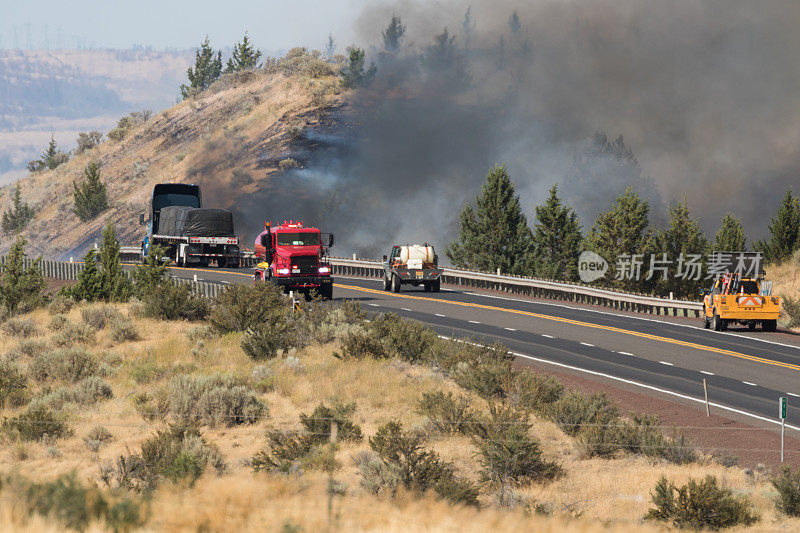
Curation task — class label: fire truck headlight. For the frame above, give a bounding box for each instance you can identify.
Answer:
[277,268,290,275]
[318,266,331,274]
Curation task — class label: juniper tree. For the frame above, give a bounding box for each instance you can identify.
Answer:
[180,36,222,99]
[586,187,652,287]
[446,165,534,275]
[382,14,406,52]
[98,222,132,302]
[508,10,521,34]
[69,248,103,302]
[130,245,168,299]
[73,161,108,221]
[325,33,336,58]
[753,187,800,262]
[225,32,262,73]
[713,212,747,252]
[2,184,35,235]
[340,47,376,88]
[422,28,470,86]
[647,198,708,298]
[27,136,69,173]
[530,184,582,281]
[462,7,475,50]
[0,236,45,314]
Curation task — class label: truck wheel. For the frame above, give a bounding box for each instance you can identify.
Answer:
[383,275,391,291]
[432,279,441,292]
[423,282,432,292]
[391,274,401,293]
[748,322,756,330]
[703,313,711,329]
[712,312,723,331]
[763,319,777,332]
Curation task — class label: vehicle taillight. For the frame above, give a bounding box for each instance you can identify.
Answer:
[772,297,780,305]
[720,296,726,303]
[318,266,330,274]
[277,268,290,275]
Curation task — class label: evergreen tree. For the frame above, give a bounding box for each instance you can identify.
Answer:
[70,248,103,302]
[1,183,35,235]
[587,187,651,287]
[325,33,336,58]
[73,161,108,221]
[648,198,708,298]
[27,135,69,172]
[753,188,800,262]
[224,32,262,73]
[508,10,521,34]
[382,14,406,52]
[462,6,475,50]
[530,184,582,280]
[0,236,44,314]
[422,28,470,86]
[98,222,132,302]
[713,213,747,252]
[446,165,534,275]
[131,245,169,299]
[180,36,222,99]
[340,47,376,88]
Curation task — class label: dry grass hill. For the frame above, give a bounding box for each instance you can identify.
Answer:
[0,52,346,259]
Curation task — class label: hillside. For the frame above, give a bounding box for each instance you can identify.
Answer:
[0,292,795,531]
[0,60,347,259]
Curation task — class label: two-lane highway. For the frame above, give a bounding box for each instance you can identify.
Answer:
[165,266,800,431]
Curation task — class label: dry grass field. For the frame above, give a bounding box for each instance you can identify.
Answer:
[0,295,797,532]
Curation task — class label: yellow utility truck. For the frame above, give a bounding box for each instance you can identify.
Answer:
[702,253,779,332]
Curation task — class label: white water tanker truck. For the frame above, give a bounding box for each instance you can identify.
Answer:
[382,244,443,292]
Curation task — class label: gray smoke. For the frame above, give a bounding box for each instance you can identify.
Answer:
[234,0,800,260]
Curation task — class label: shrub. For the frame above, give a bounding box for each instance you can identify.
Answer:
[548,391,618,437]
[369,313,437,363]
[240,315,299,360]
[84,425,114,452]
[81,304,123,329]
[116,424,225,490]
[107,110,151,142]
[47,296,75,314]
[75,130,103,153]
[130,360,169,384]
[354,450,402,495]
[367,421,479,506]
[130,245,169,299]
[7,339,46,361]
[34,376,113,410]
[0,359,28,407]
[613,414,698,464]
[209,282,287,333]
[511,370,564,414]
[644,475,758,529]
[772,466,800,517]
[416,391,475,435]
[300,401,363,443]
[186,324,217,342]
[783,295,800,328]
[12,472,143,532]
[132,390,169,422]
[110,316,140,342]
[0,237,45,314]
[51,321,96,347]
[3,317,38,337]
[334,330,386,360]
[3,405,71,441]
[143,282,208,321]
[30,348,98,382]
[167,374,266,427]
[278,158,300,171]
[473,405,561,485]
[48,314,70,331]
[252,429,316,473]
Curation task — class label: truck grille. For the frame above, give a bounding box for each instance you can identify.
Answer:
[292,256,318,275]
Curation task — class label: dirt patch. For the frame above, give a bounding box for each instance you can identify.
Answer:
[518,358,800,471]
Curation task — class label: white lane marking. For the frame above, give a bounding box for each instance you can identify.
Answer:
[368,304,379,307]
[542,334,554,339]
[435,313,445,317]
[580,342,594,347]
[505,327,517,331]
[468,320,480,324]
[742,381,757,386]
[457,289,800,352]
[700,370,714,376]
[401,308,412,312]
[436,334,800,432]
[617,351,633,356]
[788,392,800,398]
[659,361,674,366]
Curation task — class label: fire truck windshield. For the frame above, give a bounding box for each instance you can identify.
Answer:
[276,232,319,246]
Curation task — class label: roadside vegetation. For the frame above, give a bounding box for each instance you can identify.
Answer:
[0,237,796,531]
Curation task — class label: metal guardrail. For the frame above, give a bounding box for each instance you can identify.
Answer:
[1,256,225,300]
[329,257,703,318]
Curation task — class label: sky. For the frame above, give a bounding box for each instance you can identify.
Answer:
[0,0,368,52]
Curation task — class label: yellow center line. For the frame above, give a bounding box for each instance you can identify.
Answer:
[336,283,800,373]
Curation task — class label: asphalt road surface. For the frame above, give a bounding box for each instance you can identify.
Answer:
[166,266,800,433]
